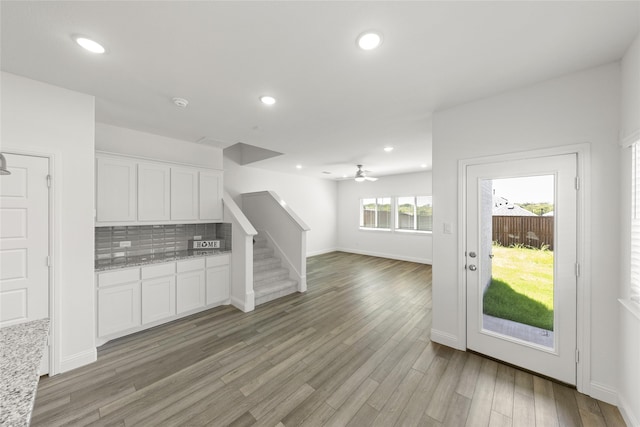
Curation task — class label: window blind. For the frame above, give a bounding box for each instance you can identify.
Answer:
[631,142,640,303]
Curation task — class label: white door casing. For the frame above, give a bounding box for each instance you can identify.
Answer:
[0,153,51,373]
[466,153,578,385]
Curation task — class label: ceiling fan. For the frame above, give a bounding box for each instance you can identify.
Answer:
[354,165,378,182]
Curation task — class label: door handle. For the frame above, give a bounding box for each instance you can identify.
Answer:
[468,264,477,271]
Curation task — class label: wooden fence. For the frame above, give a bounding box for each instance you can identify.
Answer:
[362,210,433,231]
[492,216,554,250]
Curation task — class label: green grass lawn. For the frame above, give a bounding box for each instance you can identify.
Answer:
[483,245,554,331]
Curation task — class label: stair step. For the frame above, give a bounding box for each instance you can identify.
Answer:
[254,257,281,273]
[254,268,290,286]
[253,247,274,260]
[254,279,298,306]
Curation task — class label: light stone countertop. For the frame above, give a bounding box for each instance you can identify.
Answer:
[95,249,231,272]
[0,318,50,427]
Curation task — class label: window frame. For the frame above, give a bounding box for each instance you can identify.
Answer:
[395,195,433,233]
[630,142,640,305]
[359,197,392,231]
[359,195,433,234]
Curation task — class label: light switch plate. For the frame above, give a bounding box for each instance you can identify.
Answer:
[443,222,452,234]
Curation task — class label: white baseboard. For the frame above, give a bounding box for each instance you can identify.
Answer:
[618,392,640,427]
[231,293,255,313]
[589,381,618,406]
[58,348,97,374]
[298,276,307,292]
[337,247,432,265]
[307,247,338,257]
[430,328,465,350]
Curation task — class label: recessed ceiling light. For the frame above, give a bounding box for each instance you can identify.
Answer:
[384,146,394,152]
[357,31,383,50]
[260,95,276,105]
[296,164,302,169]
[74,36,106,54]
[420,164,428,168]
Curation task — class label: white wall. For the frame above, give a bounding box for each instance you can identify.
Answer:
[336,171,433,264]
[95,123,223,169]
[432,63,621,402]
[1,72,96,373]
[224,158,338,256]
[618,32,640,427]
[620,34,640,146]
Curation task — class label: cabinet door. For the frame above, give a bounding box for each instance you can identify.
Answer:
[98,282,141,337]
[96,157,137,222]
[141,276,176,324]
[176,270,205,314]
[199,170,223,221]
[138,163,170,221]
[171,167,199,220]
[206,266,230,305]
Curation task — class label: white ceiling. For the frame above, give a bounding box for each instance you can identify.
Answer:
[2,1,638,180]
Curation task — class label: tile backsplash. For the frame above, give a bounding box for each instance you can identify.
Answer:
[95,223,232,260]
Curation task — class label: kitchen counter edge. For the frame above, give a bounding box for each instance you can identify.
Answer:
[95,249,231,272]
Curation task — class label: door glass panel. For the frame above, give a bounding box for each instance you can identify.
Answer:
[480,175,555,349]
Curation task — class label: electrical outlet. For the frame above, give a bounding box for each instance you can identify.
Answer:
[119,241,131,248]
[194,235,202,240]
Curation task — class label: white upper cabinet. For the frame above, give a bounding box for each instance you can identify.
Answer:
[170,167,199,221]
[95,153,223,225]
[199,170,223,221]
[96,156,137,222]
[138,162,170,221]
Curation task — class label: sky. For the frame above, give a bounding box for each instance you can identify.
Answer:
[491,175,554,204]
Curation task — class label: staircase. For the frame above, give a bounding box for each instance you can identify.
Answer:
[253,233,298,305]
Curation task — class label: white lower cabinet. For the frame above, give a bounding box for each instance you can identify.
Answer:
[176,270,206,314]
[141,276,176,324]
[98,282,141,337]
[97,254,230,342]
[206,266,230,305]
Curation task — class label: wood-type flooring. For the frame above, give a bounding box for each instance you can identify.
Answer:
[32,252,625,426]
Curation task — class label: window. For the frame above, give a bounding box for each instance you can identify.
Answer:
[360,197,391,229]
[396,196,433,232]
[631,142,640,303]
[360,196,432,233]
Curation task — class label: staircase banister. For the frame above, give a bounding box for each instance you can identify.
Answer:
[223,191,257,236]
[241,191,310,232]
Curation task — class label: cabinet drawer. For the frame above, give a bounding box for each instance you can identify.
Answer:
[97,267,140,288]
[141,262,175,279]
[206,254,230,268]
[177,258,205,273]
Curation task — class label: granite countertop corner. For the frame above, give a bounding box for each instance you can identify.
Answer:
[0,318,50,427]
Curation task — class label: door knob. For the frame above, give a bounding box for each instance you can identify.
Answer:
[468,265,477,271]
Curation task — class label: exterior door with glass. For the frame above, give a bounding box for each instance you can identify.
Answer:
[466,154,577,385]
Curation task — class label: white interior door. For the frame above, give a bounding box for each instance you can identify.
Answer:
[0,153,50,374]
[466,154,577,385]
